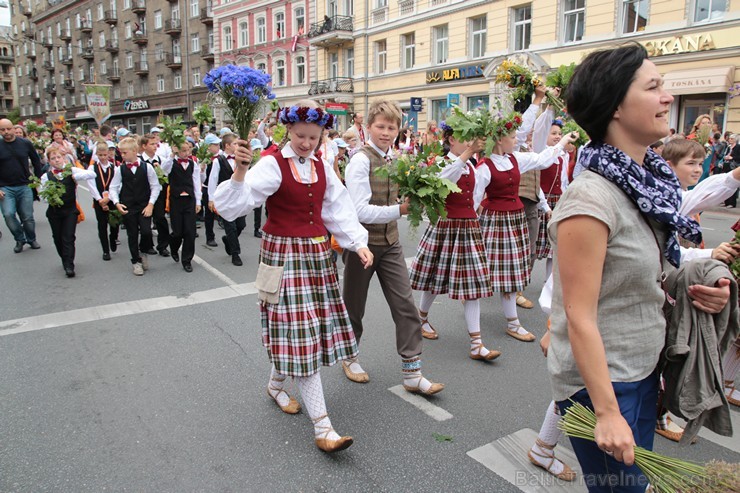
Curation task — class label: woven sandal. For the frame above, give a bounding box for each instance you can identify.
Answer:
[527,438,577,481]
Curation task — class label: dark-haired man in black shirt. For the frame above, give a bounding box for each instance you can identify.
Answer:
[0,118,43,253]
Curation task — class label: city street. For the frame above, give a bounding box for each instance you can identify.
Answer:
[1,189,738,493]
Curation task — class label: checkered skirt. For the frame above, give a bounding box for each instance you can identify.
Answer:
[259,233,358,377]
[535,194,561,259]
[409,218,493,300]
[479,208,531,293]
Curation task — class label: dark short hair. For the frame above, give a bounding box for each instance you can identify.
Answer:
[566,44,648,142]
[649,140,663,149]
[99,124,112,136]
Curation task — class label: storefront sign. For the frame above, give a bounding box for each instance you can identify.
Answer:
[643,33,716,57]
[426,64,486,84]
[410,97,423,112]
[447,94,460,107]
[123,99,149,111]
[325,102,348,115]
[662,66,733,95]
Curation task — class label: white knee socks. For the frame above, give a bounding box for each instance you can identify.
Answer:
[501,293,528,336]
[419,291,437,335]
[294,373,340,441]
[531,401,565,475]
[402,356,434,392]
[267,365,291,408]
[464,300,493,358]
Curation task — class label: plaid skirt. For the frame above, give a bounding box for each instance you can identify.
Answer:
[479,208,531,293]
[535,194,561,260]
[259,233,358,377]
[409,218,492,300]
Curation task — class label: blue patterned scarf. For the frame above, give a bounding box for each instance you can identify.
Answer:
[581,142,702,268]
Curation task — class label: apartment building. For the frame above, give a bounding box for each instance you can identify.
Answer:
[309,0,740,133]
[12,0,216,132]
[0,26,17,119]
[213,0,313,115]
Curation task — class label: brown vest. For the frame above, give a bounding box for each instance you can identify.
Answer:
[518,169,541,202]
[359,145,399,246]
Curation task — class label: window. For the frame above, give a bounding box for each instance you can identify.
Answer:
[295,55,306,84]
[127,81,134,96]
[431,99,448,123]
[100,61,107,74]
[172,6,180,21]
[191,0,199,17]
[128,118,137,134]
[433,24,448,64]
[142,117,152,134]
[694,0,725,22]
[328,0,338,17]
[155,43,165,61]
[124,0,131,10]
[275,59,285,86]
[223,26,233,51]
[345,48,354,77]
[239,22,248,47]
[329,52,338,78]
[111,28,118,43]
[191,34,200,52]
[71,95,76,106]
[257,17,266,43]
[470,16,487,58]
[56,22,61,36]
[61,96,67,108]
[79,68,85,80]
[157,75,165,92]
[375,40,386,74]
[275,12,285,39]
[154,10,163,29]
[193,67,201,86]
[563,0,585,43]
[401,32,415,70]
[99,32,106,48]
[113,86,120,100]
[257,62,266,72]
[294,7,305,34]
[174,71,182,89]
[125,22,132,39]
[621,0,648,34]
[512,5,531,51]
[97,3,104,20]
[342,0,354,16]
[172,39,181,56]
[126,52,133,68]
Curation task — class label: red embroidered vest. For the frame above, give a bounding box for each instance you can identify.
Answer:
[445,163,477,219]
[482,155,524,212]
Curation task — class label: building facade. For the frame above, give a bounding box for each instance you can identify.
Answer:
[212,0,313,122]
[309,0,740,134]
[12,0,216,131]
[0,26,17,120]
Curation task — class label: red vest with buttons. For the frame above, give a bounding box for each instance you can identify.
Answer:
[481,155,524,212]
[262,148,328,238]
[445,163,478,219]
[540,157,563,196]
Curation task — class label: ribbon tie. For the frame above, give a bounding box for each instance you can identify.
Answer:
[178,158,190,165]
[51,168,64,175]
[226,155,235,161]
[126,162,139,170]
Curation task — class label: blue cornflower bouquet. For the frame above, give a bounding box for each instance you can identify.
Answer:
[204,65,276,140]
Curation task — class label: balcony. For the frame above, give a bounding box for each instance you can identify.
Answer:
[63,79,75,91]
[81,48,94,60]
[29,70,38,80]
[28,51,37,59]
[134,61,149,75]
[33,92,40,101]
[80,20,93,33]
[307,15,353,48]
[24,30,35,39]
[59,30,72,41]
[61,55,73,65]
[132,0,146,14]
[164,19,181,35]
[165,53,182,68]
[308,77,354,97]
[45,84,56,95]
[371,6,388,25]
[107,68,121,82]
[105,40,119,53]
[41,38,53,49]
[0,53,13,63]
[200,45,214,61]
[21,5,32,17]
[200,7,213,24]
[133,32,148,45]
[104,10,118,24]
[42,61,54,71]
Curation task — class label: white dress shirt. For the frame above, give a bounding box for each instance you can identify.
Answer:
[207,151,236,199]
[165,157,203,196]
[85,161,115,201]
[40,166,96,194]
[344,140,402,224]
[108,162,162,206]
[214,143,368,251]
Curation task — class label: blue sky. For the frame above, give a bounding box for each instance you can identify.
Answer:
[1,6,10,27]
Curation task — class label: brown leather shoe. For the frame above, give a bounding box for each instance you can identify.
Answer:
[528,439,577,481]
[403,381,445,396]
[506,326,536,342]
[267,387,301,414]
[516,292,534,309]
[316,435,354,453]
[342,360,369,383]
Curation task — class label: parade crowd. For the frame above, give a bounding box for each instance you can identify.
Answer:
[1,44,739,492]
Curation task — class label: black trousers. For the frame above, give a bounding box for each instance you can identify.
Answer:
[223,216,246,255]
[93,203,119,254]
[47,208,77,269]
[169,194,196,263]
[254,206,263,233]
[123,208,153,264]
[202,187,215,241]
[150,184,170,251]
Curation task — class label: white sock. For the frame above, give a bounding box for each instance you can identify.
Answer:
[294,373,340,441]
[531,401,565,476]
[344,357,366,375]
[501,293,528,334]
[419,292,437,334]
[402,356,434,392]
[267,366,291,408]
[464,300,491,357]
[545,258,553,281]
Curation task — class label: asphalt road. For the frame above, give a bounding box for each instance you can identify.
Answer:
[1,190,738,493]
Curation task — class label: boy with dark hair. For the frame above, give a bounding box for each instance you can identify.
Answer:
[164,140,201,272]
[87,142,120,260]
[207,133,245,265]
[139,133,170,256]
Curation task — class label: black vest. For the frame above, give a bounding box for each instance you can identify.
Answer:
[119,164,152,209]
[93,162,115,194]
[170,159,195,197]
[216,155,234,185]
[46,172,76,210]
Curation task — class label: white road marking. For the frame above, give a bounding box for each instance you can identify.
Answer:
[193,254,238,286]
[388,385,453,421]
[0,283,257,337]
[669,412,740,453]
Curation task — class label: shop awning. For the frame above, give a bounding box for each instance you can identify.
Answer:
[662,66,734,95]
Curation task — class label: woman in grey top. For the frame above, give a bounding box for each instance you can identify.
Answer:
[547,44,732,492]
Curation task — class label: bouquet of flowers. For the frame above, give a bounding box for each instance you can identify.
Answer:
[192,103,214,128]
[157,115,187,149]
[559,401,734,493]
[546,63,577,101]
[204,65,276,140]
[495,60,564,112]
[28,164,72,207]
[562,120,589,148]
[195,141,214,167]
[445,106,523,156]
[374,141,460,232]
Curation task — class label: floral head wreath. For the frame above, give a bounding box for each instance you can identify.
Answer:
[279,106,335,130]
[490,110,523,143]
[438,121,453,134]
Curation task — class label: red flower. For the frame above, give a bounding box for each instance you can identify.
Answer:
[505,122,513,130]
[514,116,522,124]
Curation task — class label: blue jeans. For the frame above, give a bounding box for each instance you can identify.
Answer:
[558,371,659,493]
[0,185,36,243]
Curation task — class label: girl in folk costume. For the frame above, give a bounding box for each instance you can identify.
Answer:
[409,124,500,360]
[476,111,577,343]
[213,100,373,453]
